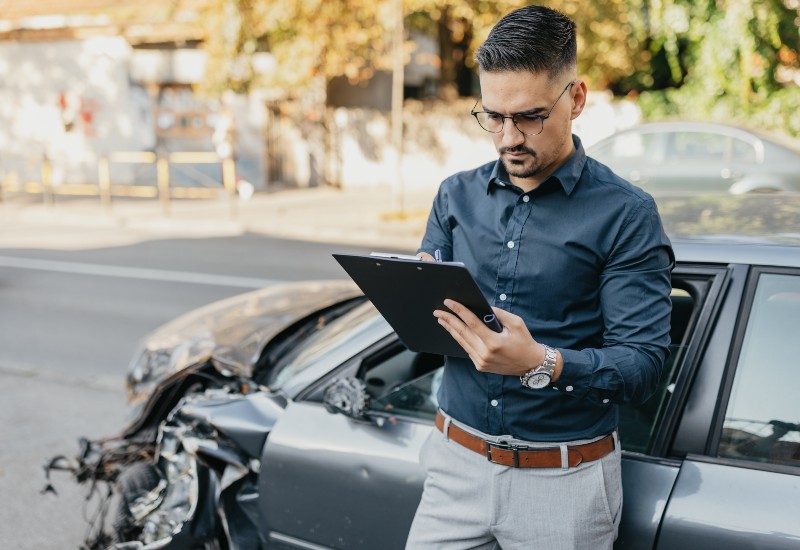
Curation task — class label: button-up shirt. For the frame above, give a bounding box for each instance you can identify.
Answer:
[419,135,674,442]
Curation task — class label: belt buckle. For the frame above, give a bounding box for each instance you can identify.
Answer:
[486,441,527,468]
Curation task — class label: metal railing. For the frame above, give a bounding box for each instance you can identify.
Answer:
[0,152,239,216]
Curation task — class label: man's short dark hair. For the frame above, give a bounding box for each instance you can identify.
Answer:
[475,5,577,79]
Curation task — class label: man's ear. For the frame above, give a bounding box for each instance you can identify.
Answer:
[570,80,588,120]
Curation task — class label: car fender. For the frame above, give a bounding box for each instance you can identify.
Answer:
[728,175,793,194]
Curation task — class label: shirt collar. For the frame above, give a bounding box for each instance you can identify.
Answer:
[487,134,587,196]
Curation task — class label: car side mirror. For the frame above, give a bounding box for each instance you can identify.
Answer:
[323,377,370,420]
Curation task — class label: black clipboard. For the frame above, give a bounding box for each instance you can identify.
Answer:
[333,253,502,358]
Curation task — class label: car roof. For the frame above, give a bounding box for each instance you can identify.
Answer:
[592,120,800,154]
[674,240,800,268]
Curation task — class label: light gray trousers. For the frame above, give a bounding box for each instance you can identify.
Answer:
[405,420,622,550]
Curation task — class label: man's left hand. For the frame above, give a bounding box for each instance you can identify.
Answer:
[435,299,551,378]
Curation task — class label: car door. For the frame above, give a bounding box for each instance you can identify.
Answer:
[259,339,438,550]
[656,268,800,548]
[615,265,731,549]
[259,267,731,550]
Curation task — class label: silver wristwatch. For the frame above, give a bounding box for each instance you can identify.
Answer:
[520,345,557,389]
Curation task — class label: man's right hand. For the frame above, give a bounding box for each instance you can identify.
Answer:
[417,252,435,262]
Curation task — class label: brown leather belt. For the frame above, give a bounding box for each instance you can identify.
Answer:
[435,411,615,468]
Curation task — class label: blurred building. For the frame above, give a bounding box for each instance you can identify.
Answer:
[0,1,637,192]
[0,0,267,189]
[0,1,478,192]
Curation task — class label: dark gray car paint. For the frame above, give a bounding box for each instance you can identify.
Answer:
[177,392,287,459]
[616,457,681,549]
[261,399,688,550]
[64,242,800,549]
[260,401,430,549]
[657,458,800,548]
[256,258,798,550]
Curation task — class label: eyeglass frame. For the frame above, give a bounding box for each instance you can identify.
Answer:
[470,80,576,136]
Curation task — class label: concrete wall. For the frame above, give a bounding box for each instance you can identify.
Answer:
[0,36,153,185]
[0,38,267,189]
[284,93,642,191]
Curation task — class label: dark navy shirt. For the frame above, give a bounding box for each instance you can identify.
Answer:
[419,135,674,442]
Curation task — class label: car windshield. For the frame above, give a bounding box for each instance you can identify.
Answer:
[265,301,382,390]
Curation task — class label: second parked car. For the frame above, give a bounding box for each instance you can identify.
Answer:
[587,121,800,195]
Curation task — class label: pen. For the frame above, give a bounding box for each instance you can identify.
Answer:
[434,249,442,262]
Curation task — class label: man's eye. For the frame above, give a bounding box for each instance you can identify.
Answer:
[486,113,503,121]
[517,115,543,122]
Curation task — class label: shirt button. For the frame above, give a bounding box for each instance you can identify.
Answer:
[507,241,515,249]
[490,399,499,407]
[499,293,507,301]
[566,386,574,392]
[522,195,530,203]
[602,399,610,404]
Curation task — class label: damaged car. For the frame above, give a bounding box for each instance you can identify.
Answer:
[47,241,800,549]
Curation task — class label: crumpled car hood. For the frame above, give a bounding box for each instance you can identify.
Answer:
[198,279,362,377]
[125,280,362,429]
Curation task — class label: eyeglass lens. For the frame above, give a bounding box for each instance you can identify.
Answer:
[474,113,543,135]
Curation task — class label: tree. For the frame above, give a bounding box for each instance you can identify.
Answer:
[193,0,800,137]
[196,0,396,95]
[636,0,800,136]
[194,0,652,97]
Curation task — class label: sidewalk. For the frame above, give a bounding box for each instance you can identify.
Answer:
[0,185,436,252]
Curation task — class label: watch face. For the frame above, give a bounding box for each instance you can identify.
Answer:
[525,372,551,389]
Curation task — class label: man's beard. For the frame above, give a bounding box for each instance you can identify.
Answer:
[499,145,542,179]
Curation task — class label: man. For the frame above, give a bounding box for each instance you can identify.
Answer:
[406,5,673,549]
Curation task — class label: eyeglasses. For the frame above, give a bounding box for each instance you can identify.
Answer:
[471,81,575,136]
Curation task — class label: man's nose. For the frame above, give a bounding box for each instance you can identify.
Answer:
[500,120,526,148]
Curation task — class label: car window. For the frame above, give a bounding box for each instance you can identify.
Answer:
[592,131,661,163]
[362,347,443,420]
[666,132,726,161]
[718,273,800,468]
[730,137,758,163]
[265,301,381,389]
[618,288,697,453]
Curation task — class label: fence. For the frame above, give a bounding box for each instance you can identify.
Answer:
[0,151,239,216]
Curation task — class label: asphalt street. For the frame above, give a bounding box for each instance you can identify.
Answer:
[0,186,430,548]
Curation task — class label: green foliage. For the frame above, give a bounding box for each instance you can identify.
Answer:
[638,0,800,137]
[195,0,653,95]
[638,84,800,137]
[192,0,800,137]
